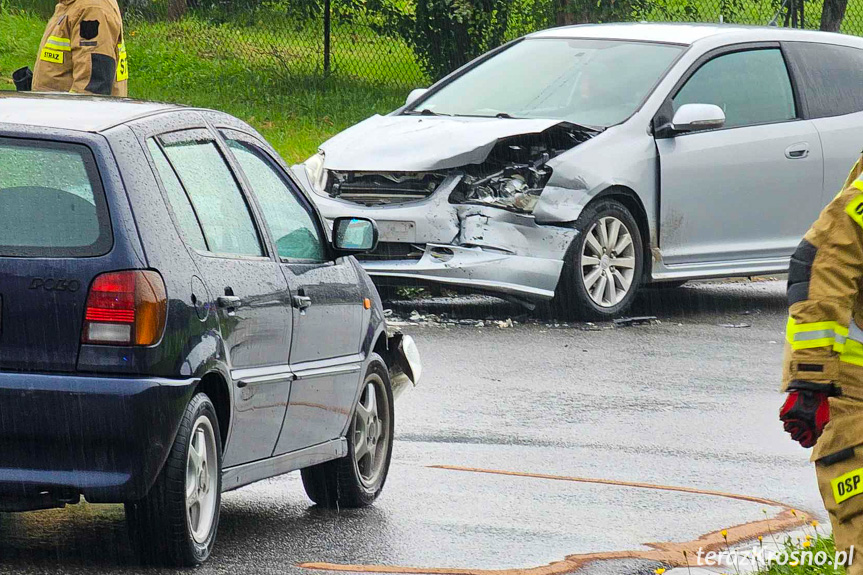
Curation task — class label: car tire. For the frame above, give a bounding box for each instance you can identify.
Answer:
[552,198,644,320]
[301,353,394,509]
[125,392,222,567]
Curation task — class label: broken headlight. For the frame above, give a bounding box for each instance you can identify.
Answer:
[451,161,552,214]
[303,151,329,196]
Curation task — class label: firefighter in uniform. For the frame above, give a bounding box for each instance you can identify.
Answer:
[781,152,863,574]
[28,0,127,96]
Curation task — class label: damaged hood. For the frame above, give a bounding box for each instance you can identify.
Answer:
[319,114,565,171]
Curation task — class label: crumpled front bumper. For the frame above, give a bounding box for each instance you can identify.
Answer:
[367,243,565,300]
[297,166,578,303]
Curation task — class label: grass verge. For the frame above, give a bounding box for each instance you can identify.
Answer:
[755,533,844,574]
[0,9,419,163]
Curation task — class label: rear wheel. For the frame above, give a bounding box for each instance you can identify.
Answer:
[301,353,394,508]
[125,393,222,567]
[552,198,644,320]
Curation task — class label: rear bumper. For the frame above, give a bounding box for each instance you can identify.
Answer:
[0,372,196,508]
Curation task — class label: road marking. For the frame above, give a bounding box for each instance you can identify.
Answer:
[300,465,808,575]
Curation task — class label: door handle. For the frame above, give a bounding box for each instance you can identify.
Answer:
[785,143,810,159]
[292,295,312,310]
[217,295,242,309]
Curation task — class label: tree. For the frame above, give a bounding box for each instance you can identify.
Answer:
[167,0,187,20]
[555,0,635,26]
[399,0,512,80]
[821,0,849,31]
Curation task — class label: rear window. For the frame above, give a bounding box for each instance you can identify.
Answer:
[0,138,112,257]
[785,42,863,119]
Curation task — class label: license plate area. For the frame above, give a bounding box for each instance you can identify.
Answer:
[376,221,416,243]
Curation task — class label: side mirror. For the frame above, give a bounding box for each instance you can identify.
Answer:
[670,103,726,134]
[405,88,428,107]
[332,217,378,255]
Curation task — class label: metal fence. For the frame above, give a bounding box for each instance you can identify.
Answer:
[11,0,863,87]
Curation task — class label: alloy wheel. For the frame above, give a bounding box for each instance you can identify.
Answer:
[352,374,391,488]
[581,216,636,308]
[186,415,218,544]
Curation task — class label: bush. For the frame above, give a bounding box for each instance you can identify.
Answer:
[391,0,512,80]
[556,0,638,24]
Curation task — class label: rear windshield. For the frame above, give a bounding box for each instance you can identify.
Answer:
[0,138,112,257]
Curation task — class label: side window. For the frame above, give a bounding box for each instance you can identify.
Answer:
[160,137,263,257]
[785,42,863,118]
[673,49,796,129]
[147,139,207,252]
[225,139,327,262]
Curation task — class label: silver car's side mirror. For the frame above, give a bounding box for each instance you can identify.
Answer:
[671,103,726,134]
[405,88,428,107]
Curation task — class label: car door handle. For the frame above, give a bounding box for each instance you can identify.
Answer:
[217,295,243,309]
[785,143,810,159]
[292,295,312,310]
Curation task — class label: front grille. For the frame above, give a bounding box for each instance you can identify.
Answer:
[357,242,426,262]
[330,173,443,206]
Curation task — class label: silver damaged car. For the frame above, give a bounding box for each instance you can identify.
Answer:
[295,23,863,318]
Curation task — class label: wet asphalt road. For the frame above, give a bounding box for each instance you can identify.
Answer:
[0,279,818,574]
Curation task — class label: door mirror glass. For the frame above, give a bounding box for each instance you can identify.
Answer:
[333,217,378,254]
[671,103,726,134]
[406,88,428,107]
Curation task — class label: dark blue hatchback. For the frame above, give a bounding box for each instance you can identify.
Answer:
[0,93,420,566]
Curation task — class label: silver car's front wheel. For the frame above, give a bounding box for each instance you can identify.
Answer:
[551,198,644,320]
[581,216,636,308]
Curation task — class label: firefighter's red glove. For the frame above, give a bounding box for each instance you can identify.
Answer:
[780,389,831,448]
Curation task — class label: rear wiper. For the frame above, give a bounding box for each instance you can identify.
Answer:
[495,112,515,119]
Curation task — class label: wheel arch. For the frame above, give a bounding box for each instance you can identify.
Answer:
[195,371,231,446]
[585,186,653,283]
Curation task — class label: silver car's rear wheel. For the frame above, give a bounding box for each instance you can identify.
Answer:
[581,216,636,308]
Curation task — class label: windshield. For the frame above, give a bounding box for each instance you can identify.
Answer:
[411,38,685,128]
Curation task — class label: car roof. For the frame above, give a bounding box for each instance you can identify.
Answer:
[0,92,183,133]
[528,22,863,47]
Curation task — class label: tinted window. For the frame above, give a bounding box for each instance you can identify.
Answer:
[785,42,863,119]
[161,137,263,257]
[226,139,326,262]
[0,138,111,257]
[673,49,796,129]
[147,140,208,251]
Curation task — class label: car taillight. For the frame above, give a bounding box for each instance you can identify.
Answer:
[82,271,167,346]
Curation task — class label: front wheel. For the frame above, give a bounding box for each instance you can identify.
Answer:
[551,198,644,320]
[301,353,394,508]
[125,392,222,566]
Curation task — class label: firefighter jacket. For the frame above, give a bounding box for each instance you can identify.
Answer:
[32,0,127,97]
[784,153,863,461]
